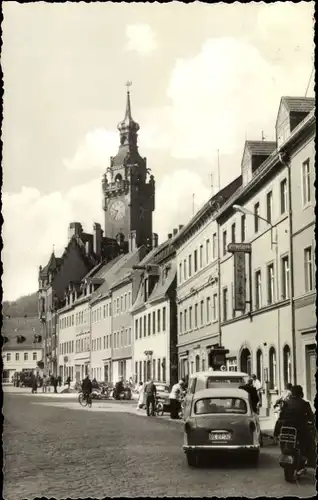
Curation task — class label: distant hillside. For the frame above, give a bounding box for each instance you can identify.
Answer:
[2,292,38,318]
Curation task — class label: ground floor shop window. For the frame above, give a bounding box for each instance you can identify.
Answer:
[152,359,156,380]
[104,364,109,382]
[201,358,205,372]
[269,347,277,390]
[157,358,161,382]
[240,348,251,375]
[226,358,237,372]
[195,355,200,373]
[305,343,316,403]
[162,358,166,382]
[283,344,292,387]
[256,349,263,384]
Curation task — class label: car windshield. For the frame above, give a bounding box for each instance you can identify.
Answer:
[206,376,245,388]
[194,397,247,415]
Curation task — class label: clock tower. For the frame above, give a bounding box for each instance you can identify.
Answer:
[102,83,155,251]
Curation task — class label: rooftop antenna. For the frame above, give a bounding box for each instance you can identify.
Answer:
[305,66,314,97]
[192,193,195,216]
[261,130,266,141]
[210,173,214,196]
[217,149,221,193]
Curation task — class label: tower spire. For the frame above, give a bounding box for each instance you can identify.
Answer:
[124,80,133,122]
[117,81,140,147]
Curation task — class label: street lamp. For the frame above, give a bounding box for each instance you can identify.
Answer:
[233,204,277,247]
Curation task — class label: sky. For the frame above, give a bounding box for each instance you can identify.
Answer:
[2,1,315,301]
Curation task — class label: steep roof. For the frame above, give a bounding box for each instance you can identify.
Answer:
[2,317,42,351]
[246,141,276,156]
[108,246,147,292]
[282,96,315,113]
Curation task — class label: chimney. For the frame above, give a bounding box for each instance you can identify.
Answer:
[173,228,178,236]
[93,223,102,260]
[168,233,173,239]
[68,222,83,241]
[152,233,158,248]
[178,224,184,231]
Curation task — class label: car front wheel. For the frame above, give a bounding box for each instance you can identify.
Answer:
[186,451,199,467]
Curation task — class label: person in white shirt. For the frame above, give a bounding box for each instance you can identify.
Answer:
[169,380,185,419]
[137,381,145,410]
[252,374,262,407]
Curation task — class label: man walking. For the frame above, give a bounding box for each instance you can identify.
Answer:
[252,374,262,406]
[144,378,157,416]
[239,377,260,413]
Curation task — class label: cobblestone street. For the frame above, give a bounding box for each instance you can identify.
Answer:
[3,393,315,499]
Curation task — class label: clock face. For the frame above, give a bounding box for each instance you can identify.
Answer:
[109,200,126,221]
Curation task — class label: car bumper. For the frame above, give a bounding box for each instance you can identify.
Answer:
[183,444,260,451]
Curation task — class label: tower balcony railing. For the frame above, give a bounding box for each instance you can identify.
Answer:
[104,179,129,194]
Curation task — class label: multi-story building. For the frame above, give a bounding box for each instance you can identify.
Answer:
[277,97,315,404]
[215,96,315,413]
[38,221,118,376]
[2,317,42,382]
[172,178,242,380]
[132,234,178,387]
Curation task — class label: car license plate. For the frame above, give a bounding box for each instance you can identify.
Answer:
[209,432,231,441]
[279,454,294,465]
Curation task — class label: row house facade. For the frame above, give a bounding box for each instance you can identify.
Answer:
[131,236,178,387]
[172,176,242,381]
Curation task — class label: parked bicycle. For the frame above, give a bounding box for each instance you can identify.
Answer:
[78,392,92,407]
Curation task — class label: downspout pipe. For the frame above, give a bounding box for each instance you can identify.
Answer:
[281,152,297,385]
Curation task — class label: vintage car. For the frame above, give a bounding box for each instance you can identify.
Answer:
[183,387,261,467]
[183,370,249,419]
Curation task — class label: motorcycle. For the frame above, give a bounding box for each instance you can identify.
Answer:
[279,426,308,482]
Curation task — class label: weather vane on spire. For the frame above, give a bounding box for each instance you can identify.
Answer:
[126,80,132,92]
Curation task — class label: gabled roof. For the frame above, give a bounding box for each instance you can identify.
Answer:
[245,141,276,156]
[2,317,42,351]
[108,246,147,292]
[282,96,315,113]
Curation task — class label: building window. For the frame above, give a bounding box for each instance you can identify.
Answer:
[162,358,166,382]
[200,300,204,326]
[202,358,205,372]
[222,288,228,321]
[152,359,156,381]
[152,311,156,334]
[128,291,132,307]
[147,313,151,336]
[24,352,28,361]
[188,254,192,277]
[302,158,311,205]
[157,358,161,382]
[231,223,236,243]
[157,310,161,333]
[266,191,273,224]
[283,345,292,387]
[183,260,187,280]
[143,316,147,337]
[15,353,19,361]
[135,319,138,340]
[212,293,218,321]
[255,270,262,309]
[162,307,166,331]
[226,358,237,372]
[206,239,210,264]
[254,202,260,233]
[256,349,263,384]
[184,309,188,332]
[7,353,11,361]
[280,179,288,215]
[223,230,227,256]
[194,303,198,327]
[206,297,211,323]
[194,250,198,273]
[269,347,277,390]
[189,306,193,329]
[33,352,37,360]
[304,247,313,292]
[267,263,275,305]
[139,317,143,338]
[281,256,290,299]
[179,312,183,334]
[179,263,182,284]
[195,354,200,373]
[199,245,203,268]
[128,327,132,345]
[116,298,119,314]
[212,233,217,260]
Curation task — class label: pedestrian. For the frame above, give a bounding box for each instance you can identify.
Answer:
[144,378,157,416]
[66,376,71,389]
[169,380,185,419]
[31,374,37,394]
[252,374,262,406]
[57,375,62,387]
[53,376,58,394]
[137,381,145,410]
[239,377,259,413]
[82,374,93,404]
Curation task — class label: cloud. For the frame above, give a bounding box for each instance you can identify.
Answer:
[125,24,158,55]
[166,35,313,160]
